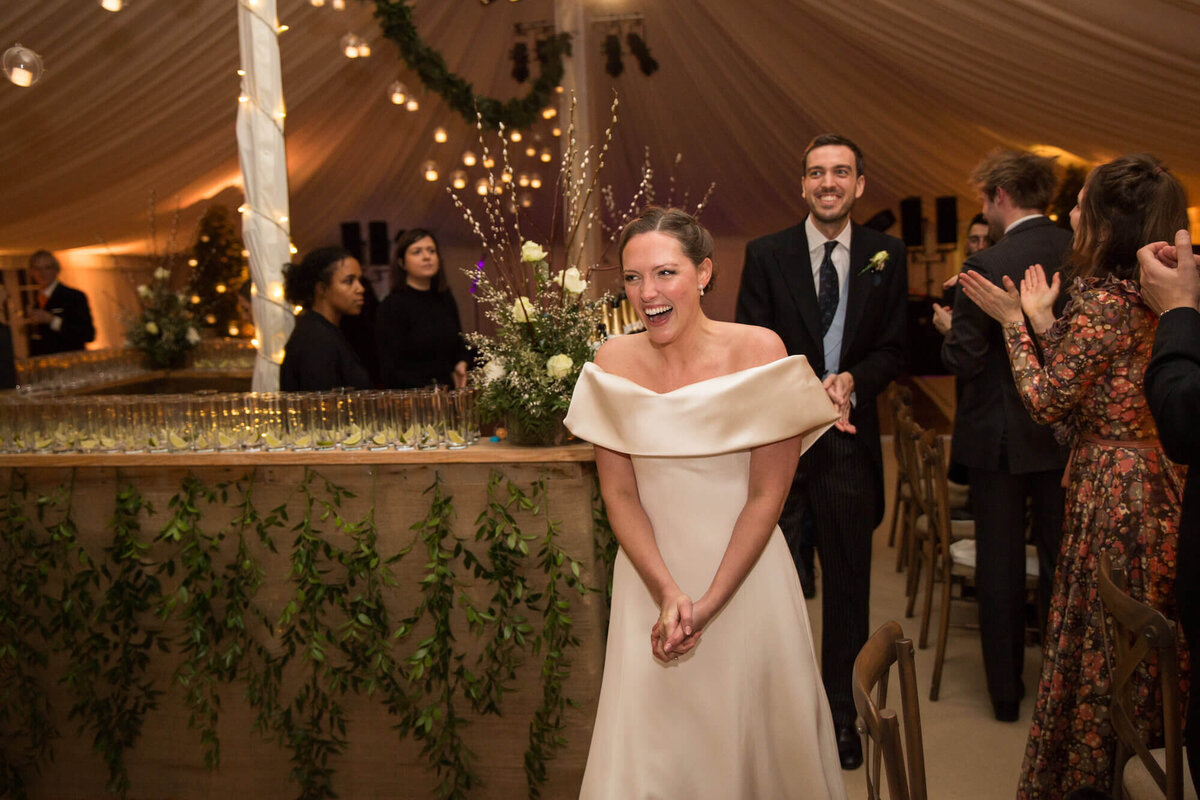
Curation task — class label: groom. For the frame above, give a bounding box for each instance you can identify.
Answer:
[736,134,908,770]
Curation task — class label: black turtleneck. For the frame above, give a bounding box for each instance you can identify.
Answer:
[375,285,469,389]
[279,311,371,391]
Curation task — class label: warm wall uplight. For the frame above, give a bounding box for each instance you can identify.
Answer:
[389,81,407,104]
[541,107,557,119]
[216,284,228,293]
[434,127,447,143]
[551,126,561,137]
[482,156,495,169]
[539,148,552,163]
[530,173,542,189]
[475,178,489,196]
[451,170,468,190]
[405,97,419,112]
[422,161,439,182]
[100,0,124,11]
[462,150,477,167]
[510,130,522,143]
[1028,143,1093,169]
[187,258,198,267]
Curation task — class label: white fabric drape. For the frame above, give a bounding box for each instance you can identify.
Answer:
[0,0,1197,259]
[236,0,291,391]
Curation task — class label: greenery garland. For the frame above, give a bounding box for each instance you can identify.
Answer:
[369,0,572,131]
[0,464,607,800]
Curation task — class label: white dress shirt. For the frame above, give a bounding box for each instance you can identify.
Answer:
[805,215,852,377]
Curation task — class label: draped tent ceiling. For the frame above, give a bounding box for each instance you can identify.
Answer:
[2,0,1198,262]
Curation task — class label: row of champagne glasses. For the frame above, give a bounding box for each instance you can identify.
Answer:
[0,388,479,454]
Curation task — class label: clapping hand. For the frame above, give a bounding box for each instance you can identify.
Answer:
[931,303,952,335]
[652,591,703,662]
[1018,264,1060,334]
[1138,229,1200,315]
[958,270,1023,325]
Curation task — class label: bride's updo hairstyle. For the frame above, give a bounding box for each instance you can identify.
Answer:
[618,206,717,292]
[1068,154,1188,283]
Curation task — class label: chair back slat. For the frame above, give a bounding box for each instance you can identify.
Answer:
[1097,552,1185,800]
[853,621,928,800]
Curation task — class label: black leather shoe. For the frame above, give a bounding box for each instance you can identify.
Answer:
[836,724,863,770]
[993,700,1020,722]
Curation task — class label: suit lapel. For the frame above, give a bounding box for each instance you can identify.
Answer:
[840,224,871,363]
[777,223,824,349]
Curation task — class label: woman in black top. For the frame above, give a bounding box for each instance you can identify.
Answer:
[279,247,372,391]
[376,228,469,389]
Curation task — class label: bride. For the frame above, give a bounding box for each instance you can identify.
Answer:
[565,207,848,798]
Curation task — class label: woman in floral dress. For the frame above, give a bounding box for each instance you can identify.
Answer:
[960,153,1190,798]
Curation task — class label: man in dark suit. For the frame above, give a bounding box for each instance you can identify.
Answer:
[941,150,1070,722]
[1139,230,1200,789]
[26,250,95,355]
[737,134,908,770]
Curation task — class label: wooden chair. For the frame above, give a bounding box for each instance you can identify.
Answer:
[886,383,915,571]
[853,620,928,800]
[1098,553,1196,800]
[897,410,931,618]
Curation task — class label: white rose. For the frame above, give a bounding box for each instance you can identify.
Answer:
[520,241,548,263]
[554,267,587,294]
[154,267,171,281]
[545,353,574,379]
[481,360,506,384]
[136,284,152,299]
[511,296,537,322]
[185,327,201,345]
[145,321,160,335]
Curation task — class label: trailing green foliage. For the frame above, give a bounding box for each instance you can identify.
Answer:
[0,471,55,799]
[0,464,606,799]
[369,1,571,131]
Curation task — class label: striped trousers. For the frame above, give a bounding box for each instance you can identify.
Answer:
[783,428,878,727]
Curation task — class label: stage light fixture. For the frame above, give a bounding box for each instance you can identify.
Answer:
[510,41,529,83]
[603,33,623,78]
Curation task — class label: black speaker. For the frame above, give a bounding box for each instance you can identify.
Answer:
[340,221,364,264]
[368,220,390,265]
[899,196,923,247]
[935,196,958,246]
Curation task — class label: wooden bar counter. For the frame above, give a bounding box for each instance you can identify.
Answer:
[0,442,607,799]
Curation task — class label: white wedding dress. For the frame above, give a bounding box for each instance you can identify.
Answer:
[565,355,847,799]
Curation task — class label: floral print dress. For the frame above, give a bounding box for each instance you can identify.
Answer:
[1007,277,1188,799]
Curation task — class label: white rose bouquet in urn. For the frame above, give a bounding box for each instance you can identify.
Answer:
[464,236,602,445]
[126,264,201,369]
[454,98,616,445]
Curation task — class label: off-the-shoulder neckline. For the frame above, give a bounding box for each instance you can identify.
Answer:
[580,355,804,397]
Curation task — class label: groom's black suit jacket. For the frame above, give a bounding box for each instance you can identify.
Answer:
[736,220,908,525]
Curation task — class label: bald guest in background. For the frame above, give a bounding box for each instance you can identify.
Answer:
[26,250,95,356]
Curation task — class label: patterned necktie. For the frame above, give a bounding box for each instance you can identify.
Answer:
[817,240,839,335]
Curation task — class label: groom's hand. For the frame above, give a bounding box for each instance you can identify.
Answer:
[823,372,857,434]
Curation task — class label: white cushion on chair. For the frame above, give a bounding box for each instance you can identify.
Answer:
[1122,747,1197,799]
[948,540,1039,577]
[947,480,969,509]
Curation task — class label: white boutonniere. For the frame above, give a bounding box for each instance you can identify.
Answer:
[860,250,889,275]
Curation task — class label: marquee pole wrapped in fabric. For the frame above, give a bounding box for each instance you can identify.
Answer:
[236,0,292,391]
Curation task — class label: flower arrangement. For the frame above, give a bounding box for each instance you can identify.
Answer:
[465,237,602,443]
[452,97,616,444]
[860,249,890,274]
[126,265,201,369]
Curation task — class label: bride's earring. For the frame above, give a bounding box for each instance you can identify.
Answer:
[698,284,706,297]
